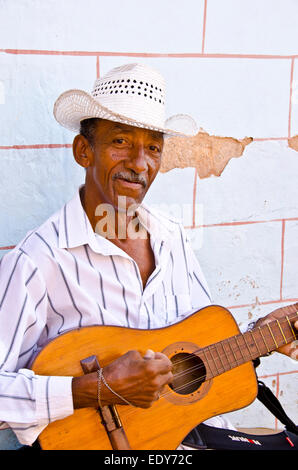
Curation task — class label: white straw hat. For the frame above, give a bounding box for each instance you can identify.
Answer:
[53,63,198,137]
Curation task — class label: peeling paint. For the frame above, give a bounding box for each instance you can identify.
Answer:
[288,135,298,152]
[161,130,253,178]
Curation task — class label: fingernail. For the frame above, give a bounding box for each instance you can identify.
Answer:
[144,349,155,359]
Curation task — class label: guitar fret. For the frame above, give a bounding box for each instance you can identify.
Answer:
[286,315,296,337]
[201,348,216,378]
[199,311,297,381]
[227,337,238,365]
[234,335,246,362]
[199,348,210,376]
[242,332,254,357]
[258,327,270,353]
[221,342,231,369]
[250,330,262,356]
[277,319,287,343]
[214,344,226,371]
[266,323,278,348]
[204,345,220,377]
[208,346,221,375]
[207,344,227,374]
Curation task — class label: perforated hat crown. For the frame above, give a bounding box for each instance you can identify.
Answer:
[54,63,197,137]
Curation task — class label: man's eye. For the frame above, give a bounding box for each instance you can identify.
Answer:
[114,138,126,144]
[149,145,161,153]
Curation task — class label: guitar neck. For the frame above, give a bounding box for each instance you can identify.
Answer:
[200,312,298,379]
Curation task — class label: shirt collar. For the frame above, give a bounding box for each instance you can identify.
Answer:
[136,202,176,241]
[58,186,175,254]
[58,186,97,251]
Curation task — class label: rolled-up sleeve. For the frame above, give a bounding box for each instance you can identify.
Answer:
[0,250,74,446]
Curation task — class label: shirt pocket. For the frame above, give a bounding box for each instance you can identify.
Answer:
[164,293,193,323]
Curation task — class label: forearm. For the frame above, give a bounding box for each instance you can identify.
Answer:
[72,371,98,409]
[71,350,173,410]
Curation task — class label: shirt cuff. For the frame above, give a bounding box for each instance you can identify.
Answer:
[35,374,74,426]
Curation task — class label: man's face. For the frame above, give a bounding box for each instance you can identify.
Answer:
[85,119,164,212]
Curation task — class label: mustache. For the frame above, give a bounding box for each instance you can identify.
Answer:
[112,171,147,187]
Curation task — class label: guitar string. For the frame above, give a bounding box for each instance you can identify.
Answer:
[122,335,289,417]
[100,316,298,410]
[160,315,297,371]
[115,364,240,421]
[163,314,298,369]
[103,316,298,422]
[161,317,298,400]
[91,315,297,376]
[109,315,298,416]
[98,315,298,411]
[127,340,298,419]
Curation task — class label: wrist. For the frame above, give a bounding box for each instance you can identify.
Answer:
[97,368,134,407]
[71,367,121,409]
[72,371,98,409]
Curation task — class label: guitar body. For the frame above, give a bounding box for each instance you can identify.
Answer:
[31,305,258,450]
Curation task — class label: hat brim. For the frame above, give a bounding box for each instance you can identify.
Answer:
[53,89,197,138]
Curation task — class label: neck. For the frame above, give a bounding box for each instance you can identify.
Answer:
[201,312,298,379]
[80,186,146,242]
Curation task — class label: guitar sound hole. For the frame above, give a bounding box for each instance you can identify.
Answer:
[169,352,206,395]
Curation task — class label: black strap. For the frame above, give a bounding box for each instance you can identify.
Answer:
[183,365,298,450]
[257,380,298,435]
[182,378,298,450]
[182,423,298,450]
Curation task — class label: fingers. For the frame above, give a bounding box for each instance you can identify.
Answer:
[144,349,171,363]
[143,349,173,374]
[133,350,173,405]
[154,351,170,361]
[103,349,173,409]
[257,303,298,328]
[142,352,173,398]
[143,349,155,359]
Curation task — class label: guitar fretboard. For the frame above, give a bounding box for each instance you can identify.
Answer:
[200,313,298,379]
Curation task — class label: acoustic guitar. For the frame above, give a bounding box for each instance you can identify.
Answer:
[30,304,298,450]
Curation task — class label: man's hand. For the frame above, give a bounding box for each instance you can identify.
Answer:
[255,303,298,359]
[102,349,173,408]
[72,349,173,410]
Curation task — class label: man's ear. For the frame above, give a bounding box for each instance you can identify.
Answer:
[73,134,93,168]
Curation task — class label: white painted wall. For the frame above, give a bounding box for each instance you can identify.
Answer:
[0,0,297,449]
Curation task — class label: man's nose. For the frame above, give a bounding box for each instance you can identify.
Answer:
[126,145,148,173]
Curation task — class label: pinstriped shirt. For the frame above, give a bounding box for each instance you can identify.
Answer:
[0,187,212,446]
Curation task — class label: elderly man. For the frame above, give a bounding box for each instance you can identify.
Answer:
[0,63,297,450]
